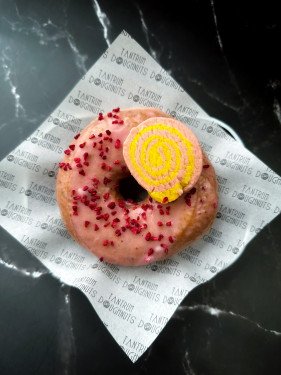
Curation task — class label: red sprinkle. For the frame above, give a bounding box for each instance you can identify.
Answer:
[89,134,95,139]
[112,120,118,124]
[79,170,85,176]
[103,213,110,220]
[162,197,168,204]
[79,142,86,148]
[141,212,147,220]
[107,112,112,117]
[107,166,112,171]
[107,202,116,209]
[115,139,121,149]
[94,224,99,231]
[59,162,65,168]
[202,186,206,191]
[118,120,124,125]
[112,107,120,112]
[213,202,217,208]
[164,248,168,254]
[74,157,81,163]
[189,187,196,195]
[148,248,154,256]
[145,232,151,241]
[101,162,106,170]
[168,236,174,243]
[93,142,97,148]
[103,240,109,246]
[203,164,210,169]
[74,133,80,139]
[115,229,121,237]
[82,186,88,191]
[69,144,75,150]
[103,192,109,201]
[166,221,172,226]
[83,152,88,160]
[110,241,114,246]
[157,221,163,226]
[99,257,104,262]
[106,129,111,135]
[84,221,90,228]
[114,160,120,164]
[103,177,112,185]
[161,244,167,248]
[159,209,164,215]
[113,114,119,119]
[64,149,70,155]
[158,234,164,240]
[92,178,99,185]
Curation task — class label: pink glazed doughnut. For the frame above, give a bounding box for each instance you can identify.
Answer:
[56,107,218,266]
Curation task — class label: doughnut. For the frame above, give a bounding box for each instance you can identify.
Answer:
[56,107,218,266]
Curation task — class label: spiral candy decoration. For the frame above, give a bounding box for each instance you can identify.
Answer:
[123,117,203,203]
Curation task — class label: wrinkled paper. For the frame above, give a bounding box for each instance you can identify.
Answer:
[1,31,281,362]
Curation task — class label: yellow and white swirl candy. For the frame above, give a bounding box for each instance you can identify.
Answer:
[123,117,203,203]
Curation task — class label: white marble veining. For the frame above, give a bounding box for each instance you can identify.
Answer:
[177,304,281,336]
[187,75,244,113]
[0,46,26,118]
[135,4,163,62]
[57,284,77,375]
[91,0,111,47]
[0,256,48,279]
[2,9,88,75]
[183,351,196,375]
[209,0,253,115]
[273,97,281,126]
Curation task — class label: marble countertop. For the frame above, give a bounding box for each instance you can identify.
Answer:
[1,0,281,374]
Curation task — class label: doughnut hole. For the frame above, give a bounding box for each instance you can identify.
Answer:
[118,175,148,203]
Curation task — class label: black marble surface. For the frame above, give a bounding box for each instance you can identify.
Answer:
[1,0,281,374]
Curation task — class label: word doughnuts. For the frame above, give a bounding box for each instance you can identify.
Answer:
[123,117,203,203]
[56,107,218,266]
